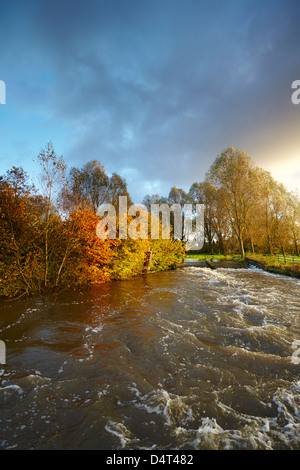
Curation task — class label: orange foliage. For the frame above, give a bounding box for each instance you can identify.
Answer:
[62,208,117,287]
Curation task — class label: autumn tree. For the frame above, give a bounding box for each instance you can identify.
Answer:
[108,172,133,209]
[168,186,191,205]
[36,142,67,288]
[142,194,168,212]
[67,160,109,212]
[66,161,133,213]
[0,168,43,297]
[206,147,259,258]
[60,208,115,287]
[189,181,216,254]
[270,182,290,255]
[287,191,300,256]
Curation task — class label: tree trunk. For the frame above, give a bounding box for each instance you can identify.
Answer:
[250,237,255,254]
[218,232,225,255]
[44,205,50,288]
[144,248,153,272]
[267,234,273,255]
[205,222,213,255]
[238,236,245,259]
[293,232,299,256]
[265,207,273,255]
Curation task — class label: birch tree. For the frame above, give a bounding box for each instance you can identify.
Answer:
[36,142,66,288]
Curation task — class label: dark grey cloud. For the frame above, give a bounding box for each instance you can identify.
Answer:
[1,0,300,200]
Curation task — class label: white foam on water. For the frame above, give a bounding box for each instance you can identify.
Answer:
[85,325,103,333]
[204,380,300,450]
[28,374,52,385]
[0,384,24,396]
[104,420,137,449]
[129,387,193,428]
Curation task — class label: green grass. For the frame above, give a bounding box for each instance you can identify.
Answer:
[245,253,300,277]
[186,252,300,265]
[266,255,300,266]
[185,253,239,260]
[246,253,300,267]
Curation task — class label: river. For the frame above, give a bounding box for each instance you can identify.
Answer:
[0,265,299,450]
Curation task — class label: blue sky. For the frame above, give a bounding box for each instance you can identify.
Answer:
[0,0,300,202]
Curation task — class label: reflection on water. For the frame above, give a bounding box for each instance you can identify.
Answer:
[0,266,299,449]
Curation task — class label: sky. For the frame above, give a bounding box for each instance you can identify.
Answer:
[0,0,300,202]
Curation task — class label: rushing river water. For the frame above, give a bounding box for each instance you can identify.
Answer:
[0,265,299,450]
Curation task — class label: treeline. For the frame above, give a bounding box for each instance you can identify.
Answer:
[143,147,300,257]
[1,144,299,298]
[0,143,184,298]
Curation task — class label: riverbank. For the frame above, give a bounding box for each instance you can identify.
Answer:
[245,256,300,279]
[185,253,300,278]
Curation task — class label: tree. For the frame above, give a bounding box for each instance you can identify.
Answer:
[36,142,67,288]
[189,181,215,254]
[206,147,258,258]
[61,208,115,287]
[142,194,168,211]
[168,186,191,205]
[0,169,42,297]
[66,161,133,213]
[107,172,133,209]
[287,191,300,256]
[270,182,290,255]
[67,160,109,212]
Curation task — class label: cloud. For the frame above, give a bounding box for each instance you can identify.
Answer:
[0,0,300,201]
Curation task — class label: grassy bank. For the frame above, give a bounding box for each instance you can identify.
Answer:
[185,253,241,260]
[185,252,300,278]
[245,254,300,279]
